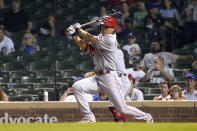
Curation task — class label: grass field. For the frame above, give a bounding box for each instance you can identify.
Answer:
[1,123,197,131]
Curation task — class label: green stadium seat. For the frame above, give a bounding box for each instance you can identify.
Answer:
[24,77,49,84]
[135,82,159,88]
[56,60,76,70]
[0,72,10,78]
[144,94,156,100]
[147,88,161,95]
[29,61,53,71]
[4,61,26,71]
[9,95,39,101]
[0,78,9,84]
[12,84,35,89]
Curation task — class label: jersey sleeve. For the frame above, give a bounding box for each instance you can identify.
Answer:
[94,35,115,51]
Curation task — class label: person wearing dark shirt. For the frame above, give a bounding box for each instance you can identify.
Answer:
[145,17,166,47]
[1,0,31,32]
[145,3,165,28]
[36,15,55,40]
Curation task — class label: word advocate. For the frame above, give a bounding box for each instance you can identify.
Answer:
[0,113,58,123]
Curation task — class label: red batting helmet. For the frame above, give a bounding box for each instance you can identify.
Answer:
[101,16,117,28]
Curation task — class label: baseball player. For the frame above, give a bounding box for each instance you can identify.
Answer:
[67,16,153,123]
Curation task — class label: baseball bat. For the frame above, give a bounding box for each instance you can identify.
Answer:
[81,10,122,28]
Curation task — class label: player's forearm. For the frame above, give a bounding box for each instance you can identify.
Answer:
[77,28,96,43]
[73,35,87,50]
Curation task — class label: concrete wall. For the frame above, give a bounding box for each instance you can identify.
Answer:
[0,101,197,123]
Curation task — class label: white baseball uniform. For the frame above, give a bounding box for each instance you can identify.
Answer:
[72,34,152,122]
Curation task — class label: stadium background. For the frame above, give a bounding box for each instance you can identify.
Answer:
[0,0,196,123]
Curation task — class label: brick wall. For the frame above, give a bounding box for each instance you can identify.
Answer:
[0,101,197,123]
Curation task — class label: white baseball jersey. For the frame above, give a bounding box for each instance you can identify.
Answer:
[93,34,118,71]
[72,33,152,122]
[0,36,15,54]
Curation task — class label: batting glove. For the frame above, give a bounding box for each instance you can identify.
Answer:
[74,23,81,29]
[68,25,77,37]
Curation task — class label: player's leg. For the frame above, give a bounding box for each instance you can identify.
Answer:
[99,71,153,122]
[109,76,130,122]
[72,76,100,122]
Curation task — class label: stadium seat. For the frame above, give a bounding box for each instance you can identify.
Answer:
[144,95,156,100]
[0,78,9,84]
[56,60,76,70]
[29,61,53,71]
[24,77,49,84]
[0,72,10,78]
[147,88,161,95]
[4,61,26,71]
[135,82,159,88]
[9,95,39,101]
[12,84,35,89]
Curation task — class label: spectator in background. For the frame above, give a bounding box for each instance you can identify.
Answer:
[125,77,144,101]
[117,17,135,39]
[153,81,171,101]
[182,74,197,100]
[126,57,145,83]
[0,0,4,8]
[59,76,93,102]
[170,85,185,100]
[133,1,148,28]
[160,0,180,51]
[122,32,141,65]
[60,87,93,102]
[19,33,40,55]
[36,15,55,40]
[119,2,131,28]
[0,88,8,101]
[160,0,180,25]
[93,92,109,101]
[182,0,197,45]
[0,27,15,55]
[145,3,165,29]
[145,17,166,47]
[108,0,135,8]
[141,40,194,71]
[141,56,174,83]
[85,6,107,35]
[1,0,32,33]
